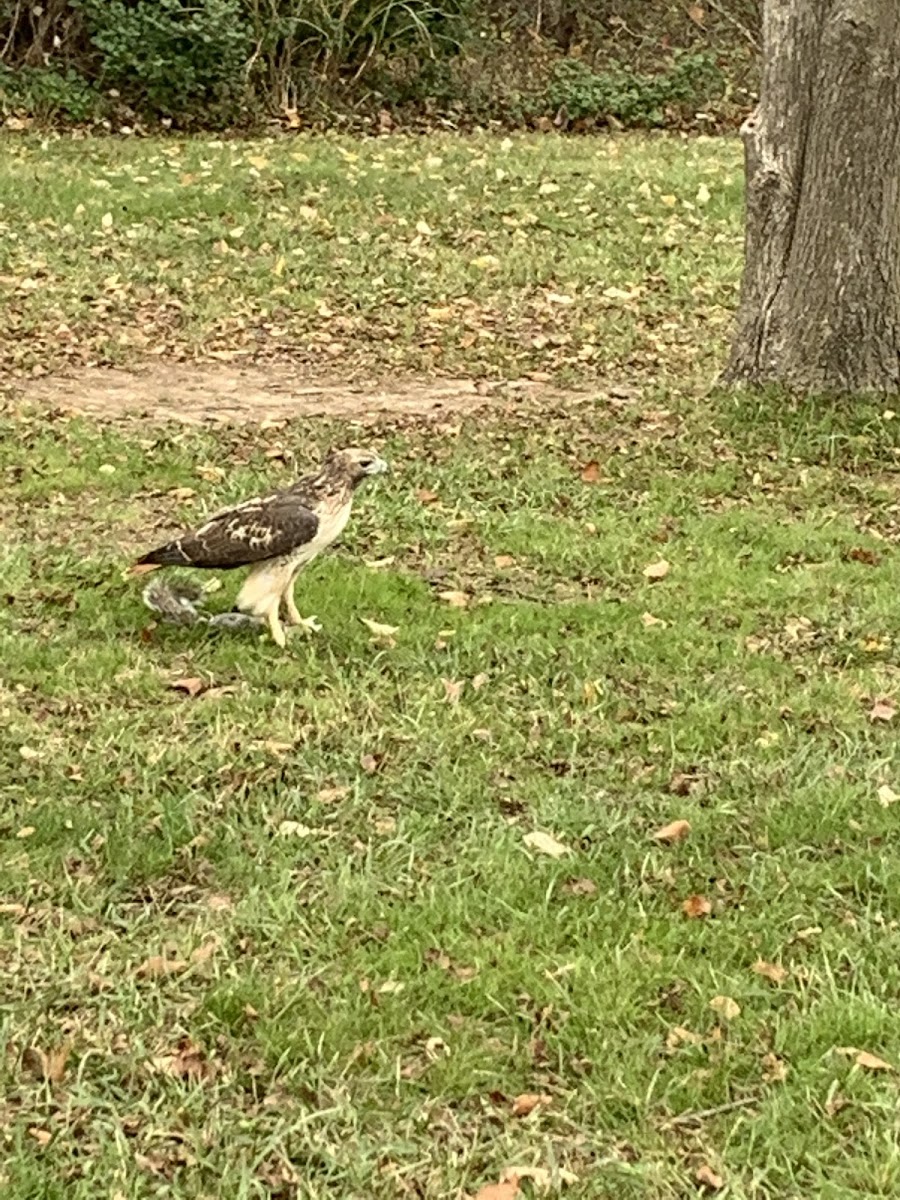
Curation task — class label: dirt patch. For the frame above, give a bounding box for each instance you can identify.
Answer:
[15,362,551,425]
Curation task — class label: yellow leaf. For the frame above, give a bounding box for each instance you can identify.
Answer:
[437,590,469,608]
[709,995,741,1021]
[643,559,671,581]
[855,1050,893,1072]
[651,819,691,844]
[752,959,788,985]
[523,830,570,859]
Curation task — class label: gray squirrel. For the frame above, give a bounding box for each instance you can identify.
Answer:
[141,577,263,631]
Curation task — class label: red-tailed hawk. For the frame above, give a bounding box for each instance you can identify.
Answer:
[131,447,387,647]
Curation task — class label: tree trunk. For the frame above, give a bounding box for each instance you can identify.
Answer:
[725,0,900,394]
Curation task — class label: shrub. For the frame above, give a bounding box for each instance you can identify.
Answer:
[547,52,724,127]
[0,64,100,122]
[79,0,253,120]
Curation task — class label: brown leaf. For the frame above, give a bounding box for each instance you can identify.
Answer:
[870,698,896,723]
[135,955,190,980]
[360,753,382,774]
[417,488,439,504]
[761,1051,788,1083]
[190,941,218,965]
[847,546,881,566]
[669,770,701,796]
[438,590,470,608]
[152,1038,215,1082]
[709,995,741,1021]
[682,894,712,919]
[170,677,204,698]
[22,1041,72,1083]
[752,959,788,985]
[564,877,597,897]
[494,555,517,569]
[643,559,671,581]
[510,1092,549,1117]
[652,818,691,844]
[442,678,465,705]
[580,461,601,484]
[687,4,706,26]
[695,1164,723,1192]
[317,784,350,804]
[474,1181,520,1200]
[666,1025,703,1049]
[854,1049,893,1072]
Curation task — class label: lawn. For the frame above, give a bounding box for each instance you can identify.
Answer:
[4,132,900,1200]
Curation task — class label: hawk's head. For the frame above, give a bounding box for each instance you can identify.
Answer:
[326,447,389,487]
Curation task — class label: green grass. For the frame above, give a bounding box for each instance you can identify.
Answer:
[4,132,900,1199]
[0,131,741,383]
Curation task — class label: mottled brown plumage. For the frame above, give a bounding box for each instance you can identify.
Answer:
[132,447,387,646]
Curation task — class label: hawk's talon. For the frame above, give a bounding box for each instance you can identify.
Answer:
[292,614,322,634]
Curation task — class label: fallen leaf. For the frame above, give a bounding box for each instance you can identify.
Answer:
[22,1041,72,1083]
[752,959,788,985]
[152,1037,215,1081]
[16,826,36,839]
[494,555,517,569]
[471,672,489,690]
[761,1051,788,1083]
[695,1164,723,1192]
[278,820,312,838]
[580,460,601,484]
[135,955,190,979]
[378,979,405,995]
[360,617,399,640]
[523,830,571,859]
[474,1180,520,1200]
[870,698,896,722]
[438,590,470,608]
[510,1092,549,1117]
[666,1025,703,1049]
[360,753,381,774]
[27,1126,52,1147]
[564,877,597,896]
[688,4,707,27]
[878,784,899,807]
[652,818,691,844]
[643,559,671,581]
[854,1049,893,1072]
[847,546,880,566]
[317,785,350,804]
[641,611,667,628]
[709,995,741,1021]
[417,488,440,504]
[170,677,204,697]
[696,182,711,205]
[682,894,712,918]
[442,678,465,705]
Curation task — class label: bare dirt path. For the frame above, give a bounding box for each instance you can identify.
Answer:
[13,362,586,425]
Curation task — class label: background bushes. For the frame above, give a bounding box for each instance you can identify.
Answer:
[0,0,759,129]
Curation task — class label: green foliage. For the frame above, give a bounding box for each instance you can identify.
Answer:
[548,52,724,126]
[0,64,100,122]
[79,0,253,118]
[246,0,472,81]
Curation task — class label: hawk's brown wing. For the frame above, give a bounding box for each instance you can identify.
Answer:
[135,490,320,570]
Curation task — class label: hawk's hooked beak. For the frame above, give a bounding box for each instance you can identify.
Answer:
[367,456,389,476]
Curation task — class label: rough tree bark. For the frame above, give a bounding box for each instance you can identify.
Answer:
[725,0,900,394]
